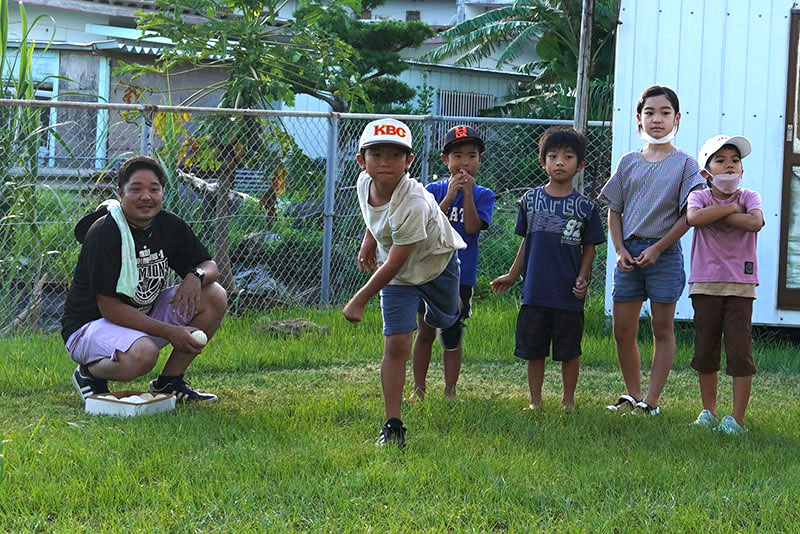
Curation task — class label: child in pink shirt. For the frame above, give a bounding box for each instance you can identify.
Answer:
[686,134,764,434]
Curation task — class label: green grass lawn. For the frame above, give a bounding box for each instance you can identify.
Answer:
[2,298,800,532]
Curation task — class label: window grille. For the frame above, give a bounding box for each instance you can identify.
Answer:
[436,89,496,116]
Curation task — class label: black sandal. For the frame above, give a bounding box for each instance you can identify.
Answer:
[606,394,638,412]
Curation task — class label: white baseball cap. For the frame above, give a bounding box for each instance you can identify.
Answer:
[697,134,751,170]
[358,118,413,151]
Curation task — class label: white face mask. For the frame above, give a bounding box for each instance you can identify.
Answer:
[710,173,742,195]
[639,124,678,145]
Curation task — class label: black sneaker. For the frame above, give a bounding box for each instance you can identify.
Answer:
[149,375,218,402]
[438,319,465,351]
[71,365,109,401]
[377,418,406,448]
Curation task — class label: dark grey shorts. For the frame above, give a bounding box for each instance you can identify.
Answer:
[514,304,584,362]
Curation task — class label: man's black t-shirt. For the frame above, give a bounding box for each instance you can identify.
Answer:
[61,210,211,342]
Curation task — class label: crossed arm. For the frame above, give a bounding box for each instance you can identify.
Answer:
[686,196,764,232]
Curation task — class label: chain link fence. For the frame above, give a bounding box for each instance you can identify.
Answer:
[0,99,611,335]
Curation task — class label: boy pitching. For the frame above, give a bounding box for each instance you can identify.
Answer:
[343,118,466,448]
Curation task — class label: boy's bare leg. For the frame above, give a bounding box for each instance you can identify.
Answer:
[443,346,462,401]
[382,332,412,420]
[527,359,545,408]
[731,375,752,426]
[698,372,718,416]
[612,300,644,401]
[561,358,579,411]
[409,314,435,401]
[643,301,677,407]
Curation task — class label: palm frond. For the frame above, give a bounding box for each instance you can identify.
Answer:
[441,5,526,37]
[496,23,545,65]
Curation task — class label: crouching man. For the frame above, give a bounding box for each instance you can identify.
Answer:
[61,155,227,402]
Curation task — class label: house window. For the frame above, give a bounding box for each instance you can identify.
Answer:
[406,11,420,21]
[778,11,800,307]
[436,89,496,117]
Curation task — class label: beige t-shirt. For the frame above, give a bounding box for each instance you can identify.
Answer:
[357,171,466,285]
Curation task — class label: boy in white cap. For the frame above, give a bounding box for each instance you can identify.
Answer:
[686,134,764,434]
[343,118,466,448]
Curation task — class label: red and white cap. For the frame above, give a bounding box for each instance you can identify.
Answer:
[358,118,413,151]
[697,134,751,169]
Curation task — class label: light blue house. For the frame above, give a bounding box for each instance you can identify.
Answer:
[4,0,534,160]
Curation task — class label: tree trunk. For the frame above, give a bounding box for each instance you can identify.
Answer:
[214,157,237,294]
[573,0,594,193]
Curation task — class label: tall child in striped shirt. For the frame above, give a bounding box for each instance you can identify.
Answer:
[599,85,706,415]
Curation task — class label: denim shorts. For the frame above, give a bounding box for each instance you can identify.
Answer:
[380,253,460,336]
[612,238,686,303]
[418,284,473,321]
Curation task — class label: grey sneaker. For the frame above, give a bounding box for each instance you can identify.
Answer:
[716,415,746,435]
[691,409,718,428]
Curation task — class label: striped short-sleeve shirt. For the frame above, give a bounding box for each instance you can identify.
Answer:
[599,149,706,240]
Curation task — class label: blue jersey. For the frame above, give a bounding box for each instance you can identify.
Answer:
[515,187,605,310]
[426,180,495,286]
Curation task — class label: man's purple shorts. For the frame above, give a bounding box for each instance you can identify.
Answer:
[65,285,190,365]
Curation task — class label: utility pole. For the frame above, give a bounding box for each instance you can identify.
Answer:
[573,0,594,192]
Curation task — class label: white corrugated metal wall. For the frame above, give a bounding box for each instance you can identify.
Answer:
[606,0,796,326]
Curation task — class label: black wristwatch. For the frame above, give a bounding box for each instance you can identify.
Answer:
[189,266,205,283]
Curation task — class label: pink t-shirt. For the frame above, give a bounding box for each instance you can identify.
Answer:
[687,188,761,284]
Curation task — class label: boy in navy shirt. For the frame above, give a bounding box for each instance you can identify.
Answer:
[409,126,495,401]
[491,126,605,412]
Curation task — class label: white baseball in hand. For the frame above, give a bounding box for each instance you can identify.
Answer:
[191,330,208,346]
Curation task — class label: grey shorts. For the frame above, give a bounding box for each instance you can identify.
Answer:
[65,285,189,365]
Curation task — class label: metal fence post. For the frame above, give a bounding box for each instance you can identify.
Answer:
[140,106,154,156]
[320,114,339,306]
[421,117,432,184]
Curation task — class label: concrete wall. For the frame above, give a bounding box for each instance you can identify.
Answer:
[6,4,109,42]
[105,53,228,159]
